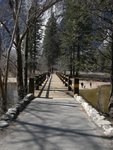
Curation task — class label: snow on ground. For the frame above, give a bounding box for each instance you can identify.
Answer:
[8,78,17,83]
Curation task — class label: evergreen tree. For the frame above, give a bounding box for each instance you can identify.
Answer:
[43,13,60,71]
[24,0,42,94]
[59,0,93,75]
[27,0,42,75]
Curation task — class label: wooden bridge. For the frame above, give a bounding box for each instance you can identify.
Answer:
[0,74,112,150]
[35,73,73,98]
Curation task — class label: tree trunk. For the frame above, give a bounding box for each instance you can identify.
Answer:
[0,72,7,113]
[76,39,80,76]
[16,45,24,100]
[70,48,73,77]
[15,17,24,100]
[108,32,113,117]
[24,31,29,94]
[72,45,75,76]
[0,37,7,112]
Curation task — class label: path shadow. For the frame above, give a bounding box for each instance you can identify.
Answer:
[6,99,113,150]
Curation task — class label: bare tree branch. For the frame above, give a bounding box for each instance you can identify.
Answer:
[0,20,17,46]
[4,0,22,103]
[2,54,17,68]
[19,0,62,43]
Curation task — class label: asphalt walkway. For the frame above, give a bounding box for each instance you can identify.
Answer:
[39,74,72,98]
[0,74,112,150]
[0,98,112,150]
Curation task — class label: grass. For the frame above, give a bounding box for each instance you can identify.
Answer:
[80,85,111,113]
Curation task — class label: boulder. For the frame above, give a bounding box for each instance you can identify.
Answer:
[1,114,10,121]
[25,93,35,102]
[7,108,19,116]
[0,120,9,128]
[5,113,16,121]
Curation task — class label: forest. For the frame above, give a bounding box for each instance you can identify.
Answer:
[0,0,113,117]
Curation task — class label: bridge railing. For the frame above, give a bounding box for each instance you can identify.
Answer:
[56,72,73,91]
[29,73,48,95]
[56,72,80,95]
[35,73,47,90]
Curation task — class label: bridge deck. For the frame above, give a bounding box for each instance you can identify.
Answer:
[0,74,112,150]
[36,73,73,98]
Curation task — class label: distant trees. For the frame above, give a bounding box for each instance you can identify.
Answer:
[43,13,60,71]
[56,0,112,74]
[59,0,93,75]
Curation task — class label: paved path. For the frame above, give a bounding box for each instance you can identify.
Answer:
[39,74,72,98]
[0,98,112,150]
[0,74,112,149]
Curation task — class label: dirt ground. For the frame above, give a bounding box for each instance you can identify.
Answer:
[79,80,110,89]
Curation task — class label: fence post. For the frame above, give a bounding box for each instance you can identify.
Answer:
[65,75,68,86]
[29,78,34,95]
[35,76,39,90]
[74,77,79,95]
[68,76,72,91]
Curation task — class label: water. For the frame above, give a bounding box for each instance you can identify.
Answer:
[0,82,18,116]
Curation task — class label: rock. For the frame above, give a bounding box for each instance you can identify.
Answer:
[7,108,18,115]
[76,96,84,103]
[25,93,34,102]
[103,125,113,136]
[102,124,113,130]
[1,114,10,121]
[0,120,9,128]
[15,103,21,108]
[23,98,30,105]
[15,104,21,112]
[17,101,26,111]
[5,113,16,121]
[96,120,111,127]
[0,94,34,129]
[98,115,105,120]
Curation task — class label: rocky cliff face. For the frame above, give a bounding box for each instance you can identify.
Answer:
[0,0,10,19]
[0,0,27,49]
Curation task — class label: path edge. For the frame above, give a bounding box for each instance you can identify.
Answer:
[74,94,113,136]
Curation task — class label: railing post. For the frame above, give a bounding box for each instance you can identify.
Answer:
[68,76,72,91]
[65,75,68,86]
[35,76,39,90]
[29,77,34,95]
[74,77,79,95]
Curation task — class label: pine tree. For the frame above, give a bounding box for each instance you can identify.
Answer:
[43,13,60,71]
[24,0,42,94]
[27,0,42,75]
[59,0,93,75]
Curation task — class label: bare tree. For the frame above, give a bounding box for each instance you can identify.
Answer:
[0,0,62,113]
[0,0,22,112]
